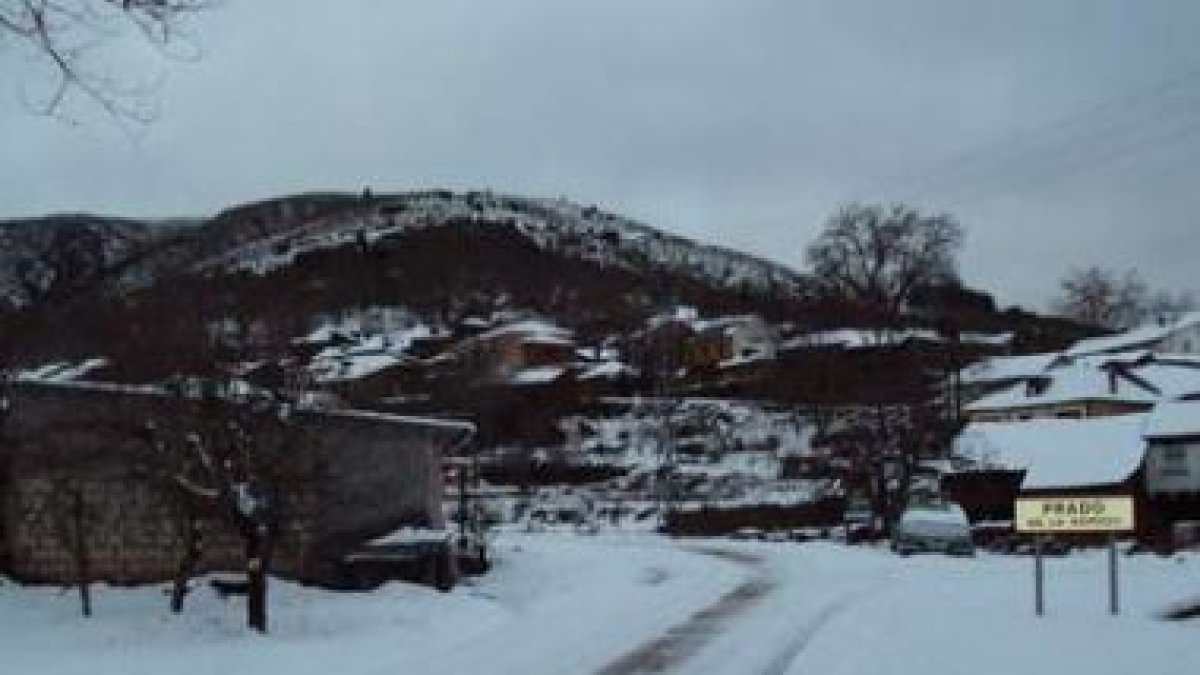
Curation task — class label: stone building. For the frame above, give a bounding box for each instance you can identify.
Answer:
[0,380,472,586]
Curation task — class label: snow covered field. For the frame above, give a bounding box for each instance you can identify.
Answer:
[3,534,1198,675]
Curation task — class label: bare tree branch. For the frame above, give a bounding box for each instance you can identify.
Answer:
[807,203,964,333]
[2,0,213,125]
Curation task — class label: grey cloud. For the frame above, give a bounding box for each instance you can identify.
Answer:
[1,0,1198,309]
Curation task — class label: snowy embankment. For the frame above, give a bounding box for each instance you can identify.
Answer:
[789,547,1200,675]
[0,534,747,675]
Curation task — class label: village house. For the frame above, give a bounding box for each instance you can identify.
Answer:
[631,310,780,381]
[1144,401,1200,496]
[1142,401,1200,547]
[694,315,780,367]
[947,401,1200,547]
[946,415,1147,534]
[452,318,577,386]
[630,313,698,378]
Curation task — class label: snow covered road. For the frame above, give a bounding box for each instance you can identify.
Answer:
[599,538,1200,675]
[4,534,1200,675]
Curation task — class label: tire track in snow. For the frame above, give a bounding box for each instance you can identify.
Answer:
[596,547,772,675]
[597,545,884,675]
[756,588,871,675]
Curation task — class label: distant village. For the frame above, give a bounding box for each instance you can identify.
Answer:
[7,299,1200,604]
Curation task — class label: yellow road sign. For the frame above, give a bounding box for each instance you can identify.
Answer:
[1015,496,1135,533]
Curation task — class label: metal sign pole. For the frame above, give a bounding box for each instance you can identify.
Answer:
[1109,533,1119,616]
[1035,537,1045,617]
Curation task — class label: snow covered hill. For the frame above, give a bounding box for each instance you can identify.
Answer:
[0,190,810,320]
[0,215,165,310]
[166,190,811,300]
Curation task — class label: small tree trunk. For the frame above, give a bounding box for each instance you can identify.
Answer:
[170,514,202,614]
[71,490,92,618]
[245,527,271,633]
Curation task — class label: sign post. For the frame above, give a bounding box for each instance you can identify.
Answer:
[1014,495,1135,617]
[1109,533,1119,615]
[1034,537,1044,616]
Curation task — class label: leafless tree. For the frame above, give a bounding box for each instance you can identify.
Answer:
[1143,289,1195,325]
[805,204,963,534]
[142,391,316,633]
[0,0,212,123]
[30,426,113,619]
[1051,267,1146,330]
[1051,267,1194,331]
[806,203,964,335]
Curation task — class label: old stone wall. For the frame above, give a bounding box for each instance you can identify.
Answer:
[0,381,470,585]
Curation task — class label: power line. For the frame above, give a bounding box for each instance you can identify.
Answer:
[857,61,1200,204]
[935,111,1200,214]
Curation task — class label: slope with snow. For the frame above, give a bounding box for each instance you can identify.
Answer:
[195,191,810,300]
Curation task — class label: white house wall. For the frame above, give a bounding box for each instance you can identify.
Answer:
[1145,439,1200,495]
[1158,323,1200,355]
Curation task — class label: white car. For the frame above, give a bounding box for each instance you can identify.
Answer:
[891,503,975,557]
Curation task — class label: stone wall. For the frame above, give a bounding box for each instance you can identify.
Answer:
[0,381,471,585]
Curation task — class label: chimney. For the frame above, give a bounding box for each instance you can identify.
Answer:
[1108,366,1118,395]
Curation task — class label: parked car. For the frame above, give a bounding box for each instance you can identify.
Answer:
[891,503,975,557]
[731,527,765,540]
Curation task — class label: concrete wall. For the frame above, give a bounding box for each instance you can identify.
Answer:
[0,381,470,585]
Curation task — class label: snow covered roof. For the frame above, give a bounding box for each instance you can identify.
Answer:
[294,323,354,345]
[1144,401,1200,439]
[954,415,1147,490]
[367,527,451,546]
[509,365,567,386]
[16,358,110,383]
[1065,312,1200,358]
[521,335,576,348]
[960,353,1057,385]
[966,353,1200,413]
[478,319,572,342]
[307,325,437,382]
[783,327,942,350]
[965,359,1159,412]
[318,408,475,435]
[579,361,636,380]
[647,306,699,327]
[1132,360,1200,399]
[310,353,405,382]
[691,315,767,334]
[959,331,1014,347]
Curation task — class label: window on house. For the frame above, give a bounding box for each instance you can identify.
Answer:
[1026,377,1050,397]
[1161,446,1191,478]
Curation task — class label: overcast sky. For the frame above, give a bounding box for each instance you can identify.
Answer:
[2,0,1199,309]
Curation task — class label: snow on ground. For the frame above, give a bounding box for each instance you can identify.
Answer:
[790,546,1200,675]
[673,542,1200,675]
[1,534,745,675]
[3,534,1199,675]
